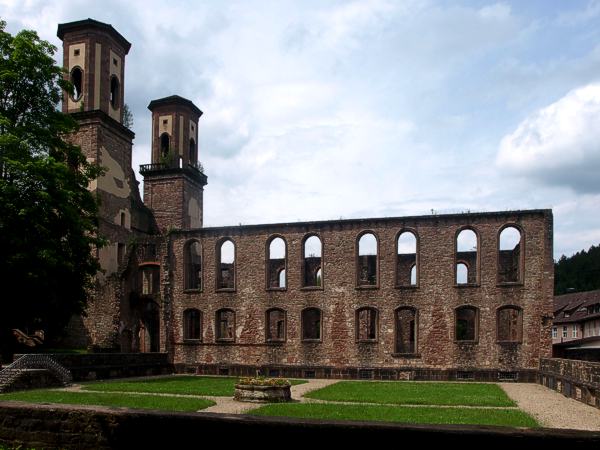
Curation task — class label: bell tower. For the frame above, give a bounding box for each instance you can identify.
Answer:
[141,95,207,231]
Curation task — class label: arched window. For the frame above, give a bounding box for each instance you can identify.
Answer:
[356,307,378,341]
[456,228,478,285]
[497,306,523,342]
[395,307,417,354]
[302,308,322,341]
[184,240,202,290]
[70,67,83,101]
[217,239,235,290]
[160,133,170,158]
[110,75,120,109]
[183,309,202,340]
[189,138,196,164]
[216,309,235,342]
[357,232,378,286]
[302,235,322,288]
[499,226,522,283]
[267,237,286,289]
[266,308,286,342]
[140,265,160,295]
[397,231,417,286]
[455,306,478,342]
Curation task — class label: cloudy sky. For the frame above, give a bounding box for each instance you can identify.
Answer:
[3,0,600,259]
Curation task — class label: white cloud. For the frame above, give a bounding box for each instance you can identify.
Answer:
[496,83,600,192]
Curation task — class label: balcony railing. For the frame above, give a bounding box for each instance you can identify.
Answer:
[140,161,206,180]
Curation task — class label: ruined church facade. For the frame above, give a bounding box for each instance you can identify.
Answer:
[58,19,554,381]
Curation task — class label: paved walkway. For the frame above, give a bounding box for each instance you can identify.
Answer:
[499,382,600,431]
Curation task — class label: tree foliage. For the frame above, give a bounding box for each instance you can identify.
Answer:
[554,244,600,295]
[0,20,103,358]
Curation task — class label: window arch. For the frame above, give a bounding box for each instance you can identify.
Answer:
[456,228,478,285]
[110,75,120,109]
[215,309,235,342]
[498,225,523,283]
[267,236,287,289]
[455,306,478,342]
[70,67,83,101]
[189,138,197,164]
[497,306,523,343]
[356,307,378,342]
[357,231,378,287]
[183,309,202,340]
[160,133,170,158]
[302,308,322,341]
[216,239,235,290]
[184,240,202,290]
[397,230,418,287]
[266,308,286,342]
[302,235,322,288]
[395,307,417,354]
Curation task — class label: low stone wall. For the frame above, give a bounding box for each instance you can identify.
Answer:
[182,363,538,382]
[539,358,600,409]
[14,353,173,381]
[0,402,598,448]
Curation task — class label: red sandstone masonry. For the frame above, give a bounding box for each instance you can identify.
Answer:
[162,210,553,376]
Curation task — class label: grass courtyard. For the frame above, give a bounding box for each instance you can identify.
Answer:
[0,376,539,428]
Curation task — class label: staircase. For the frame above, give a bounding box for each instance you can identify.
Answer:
[0,354,72,393]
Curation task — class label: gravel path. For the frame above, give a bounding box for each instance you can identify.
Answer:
[499,382,600,431]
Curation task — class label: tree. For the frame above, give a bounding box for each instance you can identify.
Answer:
[0,20,104,359]
[554,244,600,295]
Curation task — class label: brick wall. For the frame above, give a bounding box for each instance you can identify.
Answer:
[164,210,553,377]
[539,358,600,409]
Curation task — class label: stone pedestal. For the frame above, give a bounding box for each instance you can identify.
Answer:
[234,384,291,403]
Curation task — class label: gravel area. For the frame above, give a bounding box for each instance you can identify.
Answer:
[499,382,600,431]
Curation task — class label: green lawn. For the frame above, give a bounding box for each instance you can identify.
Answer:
[249,403,538,428]
[304,381,516,407]
[82,376,306,397]
[0,389,215,412]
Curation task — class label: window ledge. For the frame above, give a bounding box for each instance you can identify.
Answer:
[355,285,379,290]
[216,288,236,293]
[357,339,378,344]
[496,341,522,345]
[266,287,287,292]
[182,339,202,345]
[301,339,322,343]
[300,286,323,291]
[395,285,419,289]
[391,353,421,358]
[215,339,235,344]
[496,282,524,287]
[183,289,202,294]
[454,284,480,288]
[266,340,285,345]
[454,340,479,345]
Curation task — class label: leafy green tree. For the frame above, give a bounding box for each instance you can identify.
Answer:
[555,244,600,295]
[0,20,103,360]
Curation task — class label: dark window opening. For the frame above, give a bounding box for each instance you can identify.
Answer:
[266,309,286,342]
[497,306,523,342]
[302,308,321,341]
[74,49,80,56]
[70,67,83,101]
[184,241,202,290]
[216,309,235,341]
[267,237,286,289]
[395,307,417,354]
[499,226,522,283]
[397,231,417,286]
[217,239,235,290]
[110,76,119,109]
[189,139,196,164]
[456,229,478,284]
[160,133,170,158]
[456,306,478,341]
[356,308,377,341]
[183,309,202,340]
[302,235,322,287]
[357,232,377,286]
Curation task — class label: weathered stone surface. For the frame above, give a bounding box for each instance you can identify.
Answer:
[539,358,600,409]
[234,384,292,403]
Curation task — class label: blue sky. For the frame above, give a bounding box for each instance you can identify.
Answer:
[2,0,600,259]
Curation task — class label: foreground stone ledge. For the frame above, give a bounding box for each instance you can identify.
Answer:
[0,401,599,448]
